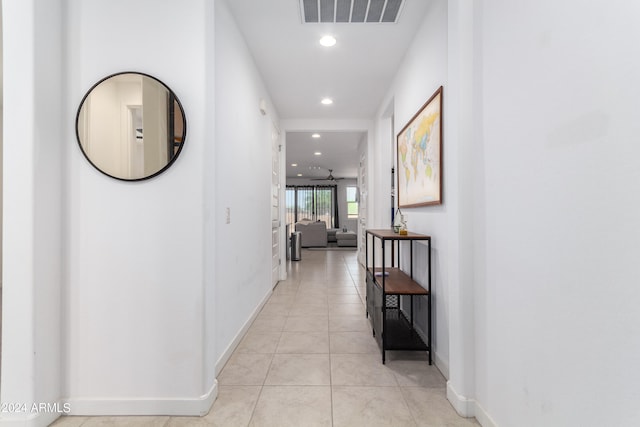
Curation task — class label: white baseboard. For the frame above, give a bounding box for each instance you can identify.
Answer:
[63,380,218,417]
[215,290,272,376]
[473,400,498,427]
[447,381,476,418]
[446,381,497,427]
[0,411,60,427]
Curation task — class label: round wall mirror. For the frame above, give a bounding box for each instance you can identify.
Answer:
[76,72,186,181]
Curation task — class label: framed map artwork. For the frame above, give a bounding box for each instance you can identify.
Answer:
[397,86,443,208]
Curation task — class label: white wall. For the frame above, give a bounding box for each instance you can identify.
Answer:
[474,0,640,425]
[373,0,450,376]
[0,105,3,288]
[213,0,279,373]
[202,0,218,404]
[63,0,213,415]
[445,0,478,417]
[1,0,64,425]
[378,1,640,425]
[2,0,280,421]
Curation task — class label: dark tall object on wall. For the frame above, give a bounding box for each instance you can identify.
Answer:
[391,167,395,227]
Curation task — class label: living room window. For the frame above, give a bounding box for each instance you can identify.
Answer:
[286,185,338,228]
[346,186,358,219]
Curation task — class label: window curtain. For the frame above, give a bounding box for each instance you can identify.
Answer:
[296,186,315,221]
[286,185,337,228]
[333,186,340,229]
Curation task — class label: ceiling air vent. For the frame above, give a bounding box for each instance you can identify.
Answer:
[301,0,405,24]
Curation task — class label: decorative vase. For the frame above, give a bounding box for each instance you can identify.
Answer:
[393,208,403,233]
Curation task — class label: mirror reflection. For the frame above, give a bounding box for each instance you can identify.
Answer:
[76,72,186,181]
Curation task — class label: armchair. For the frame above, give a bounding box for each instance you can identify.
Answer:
[295,220,328,247]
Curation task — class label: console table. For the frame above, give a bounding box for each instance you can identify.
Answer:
[365,229,432,364]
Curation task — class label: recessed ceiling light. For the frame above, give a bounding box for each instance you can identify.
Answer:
[321,98,333,105]
[312,133,321,138]
[314,152,322,156]
[297,173,303,177]
[319,35,336,47]
[291,163,298,167]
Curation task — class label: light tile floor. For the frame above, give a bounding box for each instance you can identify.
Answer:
[51,249,478,427]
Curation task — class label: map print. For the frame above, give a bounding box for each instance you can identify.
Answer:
[397,89,442,207]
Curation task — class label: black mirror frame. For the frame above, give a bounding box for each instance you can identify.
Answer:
[75,71,187,182]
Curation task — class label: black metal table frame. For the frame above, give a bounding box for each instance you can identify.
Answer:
[365,230,432,365]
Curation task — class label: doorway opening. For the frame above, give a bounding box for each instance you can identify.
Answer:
[128,105,144,177]
[284,129,368,264]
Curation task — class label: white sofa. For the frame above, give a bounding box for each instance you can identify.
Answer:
[295,220,328,247]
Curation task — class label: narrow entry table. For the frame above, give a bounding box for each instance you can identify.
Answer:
[365,229,432,364]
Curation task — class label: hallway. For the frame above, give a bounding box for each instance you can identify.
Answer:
[52,250,476,426]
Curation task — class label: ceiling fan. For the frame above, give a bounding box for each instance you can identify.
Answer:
[311,169,344,182]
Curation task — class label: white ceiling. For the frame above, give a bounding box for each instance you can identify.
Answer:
[286,130,364,179]
[225,0,432,178]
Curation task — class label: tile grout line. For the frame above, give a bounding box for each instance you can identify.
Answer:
[248,277,293,426]
[327,268,335,427]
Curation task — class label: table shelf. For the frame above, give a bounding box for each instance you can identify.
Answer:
[368,267,429,295]
[365,229,432,364]
[383,309,428,351]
